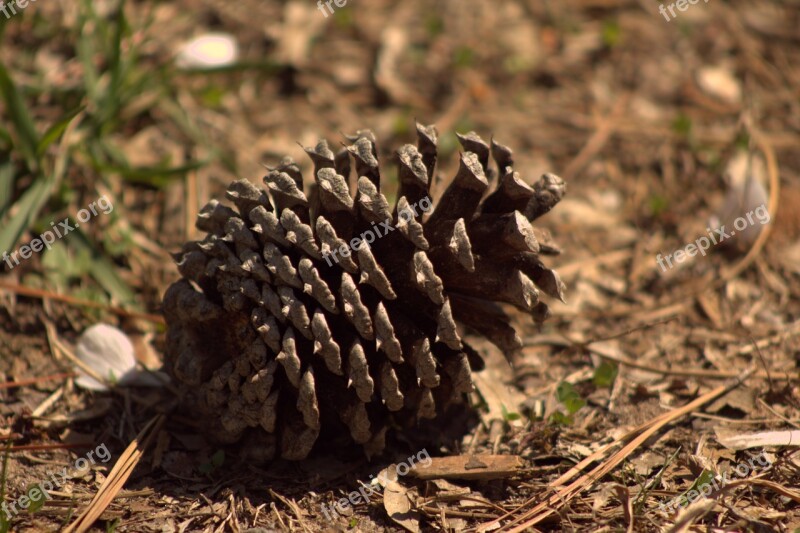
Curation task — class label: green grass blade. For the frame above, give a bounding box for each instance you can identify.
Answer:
[95,2,127,132]
[95,160,210,188]
[0,62,39,170]
[0,176,54,254]
[0,126,11,149]
[108,2,126,107]
[176,60,283,75]
[0,163,14,217]
[36,106,85,157]
[0,13,8,52]
[76,2,100,120]
[69,229,136,305]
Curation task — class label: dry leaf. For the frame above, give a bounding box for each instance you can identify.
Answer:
[472,356,526,427]
[706,388,756,415]
[429,478,471,498]
[378,465,421,533]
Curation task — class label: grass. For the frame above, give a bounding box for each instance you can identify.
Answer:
[0,0,218,309]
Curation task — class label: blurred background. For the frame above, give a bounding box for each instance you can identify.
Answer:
[1,0,799,531]
[1,0,798,314]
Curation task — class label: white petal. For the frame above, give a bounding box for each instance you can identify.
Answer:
[176,33,239,69]
[75,323,136,391]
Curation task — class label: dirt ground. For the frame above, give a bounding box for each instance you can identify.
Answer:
[1,0,800,531]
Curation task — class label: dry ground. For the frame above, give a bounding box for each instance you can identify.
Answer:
[1,0,799,531]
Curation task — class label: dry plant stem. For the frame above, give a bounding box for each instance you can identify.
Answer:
[63,414,165,533]
[226,493,243,531]
[44,489,154,501]
[722,479,800,505]
[757,397,800,430]
[5,443,99,452]
[663,500,716,533]
[475,368,755,532]
[268,489,312,533]
[562,94,629,181]
[0,280,164,324]
[610,483,634,533]
[0,372,76,390]
[31,386,64,417]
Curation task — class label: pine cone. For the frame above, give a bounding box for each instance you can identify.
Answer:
[163,123,566,461]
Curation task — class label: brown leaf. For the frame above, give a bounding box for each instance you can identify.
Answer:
[378,465,421,533]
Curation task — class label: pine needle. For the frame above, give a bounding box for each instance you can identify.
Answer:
[63,414,164,533]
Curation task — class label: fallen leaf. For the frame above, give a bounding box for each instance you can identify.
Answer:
[379,465,421,533]
[472,350,527,427]
[429,479,471,498]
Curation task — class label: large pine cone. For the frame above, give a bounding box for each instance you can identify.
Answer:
[163,123,566,460]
